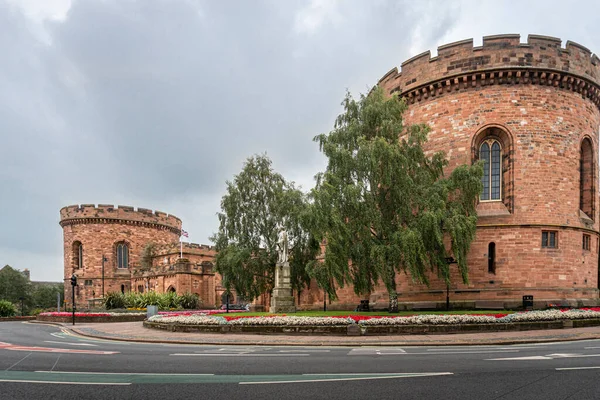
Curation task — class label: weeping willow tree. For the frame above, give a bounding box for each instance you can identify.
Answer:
[211,154,320,301]
[309,87,483,312]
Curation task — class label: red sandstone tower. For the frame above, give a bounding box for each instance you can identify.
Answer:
[376,34,600,308]
[59,204,182,307]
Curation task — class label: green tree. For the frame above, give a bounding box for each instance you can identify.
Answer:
[0,265,31,305]
[211,154,319,301]
[310,87,483,312]
[31,283,64,309]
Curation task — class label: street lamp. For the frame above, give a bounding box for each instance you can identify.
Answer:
[70,274,77,325]
[101,254,108,298]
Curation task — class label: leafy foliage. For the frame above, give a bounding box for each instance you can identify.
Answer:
[211,154,320,300]
[179,292,201,309]
[0,265,31,304]
[103,292,126,309]
[103,291,201,310]
[0,300,16,317]
[31,283,63,309]
[310,87,483,311]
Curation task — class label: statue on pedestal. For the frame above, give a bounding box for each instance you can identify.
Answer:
[277,225,288,264]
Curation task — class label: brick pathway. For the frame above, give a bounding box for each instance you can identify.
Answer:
[54,322,600,347]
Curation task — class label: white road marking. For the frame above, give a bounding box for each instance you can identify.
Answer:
[548,353,600,358]
[584,347,600,349]
[556,366,600,371]
[0,379,130,385]
[349,348,406,355]
[36,371,215,376]
[171,353,309,357]
[239,372,453,385]
[44,341,98,347]
[302,373,423,376]
[402,350,520,355]
[487,356,552,361]
[279,349,331,353]
[427,347,536,351]
[487,353,600,361]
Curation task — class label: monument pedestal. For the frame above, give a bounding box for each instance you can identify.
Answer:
[270,261,296,313]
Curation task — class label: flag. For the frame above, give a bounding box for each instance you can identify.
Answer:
[181,229,189,238]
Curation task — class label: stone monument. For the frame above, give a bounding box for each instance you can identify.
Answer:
[270,226,296,313]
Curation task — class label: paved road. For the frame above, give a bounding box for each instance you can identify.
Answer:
[1,321,600,399]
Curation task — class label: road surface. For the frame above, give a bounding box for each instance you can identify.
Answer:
[1,321,599,399]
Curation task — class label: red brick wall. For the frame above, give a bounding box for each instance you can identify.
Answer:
[296,35,600,310]
[61,205,181,306]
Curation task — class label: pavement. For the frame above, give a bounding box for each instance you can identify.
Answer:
[33,321,600,346]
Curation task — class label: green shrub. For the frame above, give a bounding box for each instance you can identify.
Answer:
[104,291,201,311]
[0,300,16,317]
[179,292,201,309]
[103,292,126,310]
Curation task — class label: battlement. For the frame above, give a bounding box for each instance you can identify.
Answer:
[379,34,600,97]
[153,242,216,256]
[59,204,182,231]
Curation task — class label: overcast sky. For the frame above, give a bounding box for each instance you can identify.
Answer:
[2,0,599,281]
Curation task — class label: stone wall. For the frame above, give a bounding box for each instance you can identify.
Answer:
[60,205,181,306]
[298,35,600,310]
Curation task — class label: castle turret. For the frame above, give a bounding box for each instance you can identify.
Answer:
[59,204,182,306]
[376,34,600,307]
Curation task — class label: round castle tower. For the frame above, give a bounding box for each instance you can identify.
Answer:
[377,34,600,307]
[59,204,182,307]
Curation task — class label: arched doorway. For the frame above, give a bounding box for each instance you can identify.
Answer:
[167,286,176,294]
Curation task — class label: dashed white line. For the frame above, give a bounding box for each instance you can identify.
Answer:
[239,372,453,385]
[0,379,130,386]
[170,353,309,357]
[44,341,98,347]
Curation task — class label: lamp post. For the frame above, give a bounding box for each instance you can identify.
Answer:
[101,254,108,298]
[70,274,77,325]
[444,257,457,311]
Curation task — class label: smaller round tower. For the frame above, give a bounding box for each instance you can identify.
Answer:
[59,204,182,307]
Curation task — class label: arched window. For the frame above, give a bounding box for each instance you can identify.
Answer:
[72,241,83,270]
[480,139,502,201]
[116,242,129,269]
[488,242,496,274]
[580,138,594,220]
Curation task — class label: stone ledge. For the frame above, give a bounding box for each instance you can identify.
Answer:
[143,318,600,336]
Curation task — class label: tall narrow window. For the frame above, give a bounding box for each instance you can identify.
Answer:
[116,242,129,269]
[73,241,83,270]
[580,138,594,220]
[583,234,591,251]
[488,242,496,274]
[479,139,502,201]
[542,231,558,248]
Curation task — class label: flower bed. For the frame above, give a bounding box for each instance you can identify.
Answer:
[37,312,146,323]
[144,309,600,336]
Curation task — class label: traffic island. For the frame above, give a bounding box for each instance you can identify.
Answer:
[143,318,600,336]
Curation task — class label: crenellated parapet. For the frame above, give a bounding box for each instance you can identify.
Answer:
[379,34,600,109]
[153,242,216,256]
[59,204,182,234]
